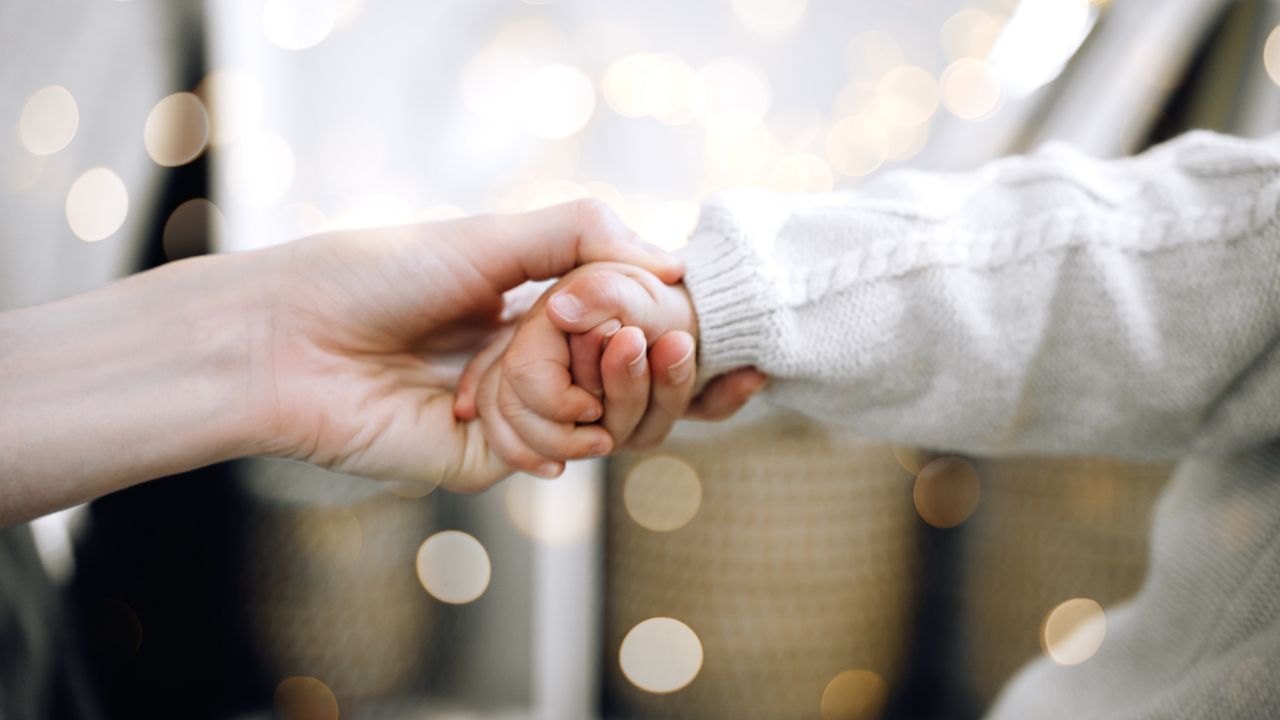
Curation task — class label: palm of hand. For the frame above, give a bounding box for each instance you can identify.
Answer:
[259,231,512,493]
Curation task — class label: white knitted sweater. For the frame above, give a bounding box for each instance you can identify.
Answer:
[679,130,1280,718]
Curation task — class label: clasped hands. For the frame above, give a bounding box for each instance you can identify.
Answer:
[260,199,764,496]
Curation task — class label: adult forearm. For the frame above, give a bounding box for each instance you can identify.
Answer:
[0,253,269,525]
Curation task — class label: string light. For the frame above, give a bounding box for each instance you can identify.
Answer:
[731,0,808,36]
[624,456,703,531]
[274,677,339,720]
[619,617,704,693]
[912,456,981,528]
[941,58,1002,120]
[1264,26,1280,86]
[144,92,210,167]
[820,669,888,720]
[415,530,491,605]
[1042,598,1106,665]
[65,168,129,242]
[19,85,78,156]
[825,114,887,177]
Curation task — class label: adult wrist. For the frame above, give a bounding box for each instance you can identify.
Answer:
[186,249,286,462]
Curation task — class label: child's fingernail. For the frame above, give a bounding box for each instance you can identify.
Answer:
[549,293,581,322]
[589,440,612,458]
[599,319,622,338]
[535,462,563,479]
[627,347,647,377]
[578,405,601,423]
[667,346,694,385]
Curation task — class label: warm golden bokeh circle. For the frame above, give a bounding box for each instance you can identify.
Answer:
[274,676,339,720]
[820,668,889,720]
[415,530,491,604]
[163,198,226,261]
[619,617,704,694]
[912,456,981,528]
[144,92,210,167]
[19,85,78,156]
[1041,597,1106,666]
[623,456,703,532]
[65,167,129,242]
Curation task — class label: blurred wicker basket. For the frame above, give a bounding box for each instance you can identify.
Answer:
[243,462,436,706]
[957,456,1172,707]
[604,415,923,720]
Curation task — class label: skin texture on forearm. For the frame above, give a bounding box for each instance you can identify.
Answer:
[0,201,702,525]
[0,253,263,525]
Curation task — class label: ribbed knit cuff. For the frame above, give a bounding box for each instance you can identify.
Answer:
[678,200,777,382]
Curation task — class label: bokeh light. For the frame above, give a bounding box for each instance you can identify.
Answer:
[65,167,129,242]
[769,152,834,192]
[294,503,363,566]
[912,456,981,528]
[274,676,339,720]
[19,85,79,156]
[704,117,775,183]
[263,0,338,50]
[1265,25,1280,86]
[769,106,825,152]
[825,114,887,177]
[163,198,227,261]
[941,8,1007,61]
[884,120,930,162]
[846,31,904,82]
[415,530,491,605]
[1228,656,1276,712]
[820,669,889,720]
[874,65,938,127]
[623,456,703,532]
[197,69,265,146]
[144,92,210,167]
[619,617,704,693]
[890,445,938,475]
[692,57,772,135]
[224,131,295,206]
[603,53,699,122]
[730,0,808,36]
[504,473,599,546]
[519,64,596,138]
[941,58,1002,120]
[1041,597,1106,666]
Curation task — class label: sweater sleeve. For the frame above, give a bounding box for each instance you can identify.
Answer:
[678,130,1280,460]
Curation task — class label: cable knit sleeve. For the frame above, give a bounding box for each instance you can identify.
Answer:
[678,130,1280,459]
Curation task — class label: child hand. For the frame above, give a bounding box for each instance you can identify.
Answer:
[452,262,698,477]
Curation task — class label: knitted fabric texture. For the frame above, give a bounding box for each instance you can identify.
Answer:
[678,130,1280,719]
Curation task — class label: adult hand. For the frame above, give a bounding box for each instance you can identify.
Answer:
[0,199,682,524]
[250,199,684,494]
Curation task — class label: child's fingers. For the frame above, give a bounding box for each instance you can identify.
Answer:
[599,326,650,445]
[476,363,565,478]
[626,331,697,450]
[545,270,658,335]
[502,312,604,424]
[568,319,621,399]
[498,376,614,461]
[686,367,768,421]
[454,326,515,421]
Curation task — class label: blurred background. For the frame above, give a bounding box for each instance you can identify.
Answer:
[2,0,1278,718]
